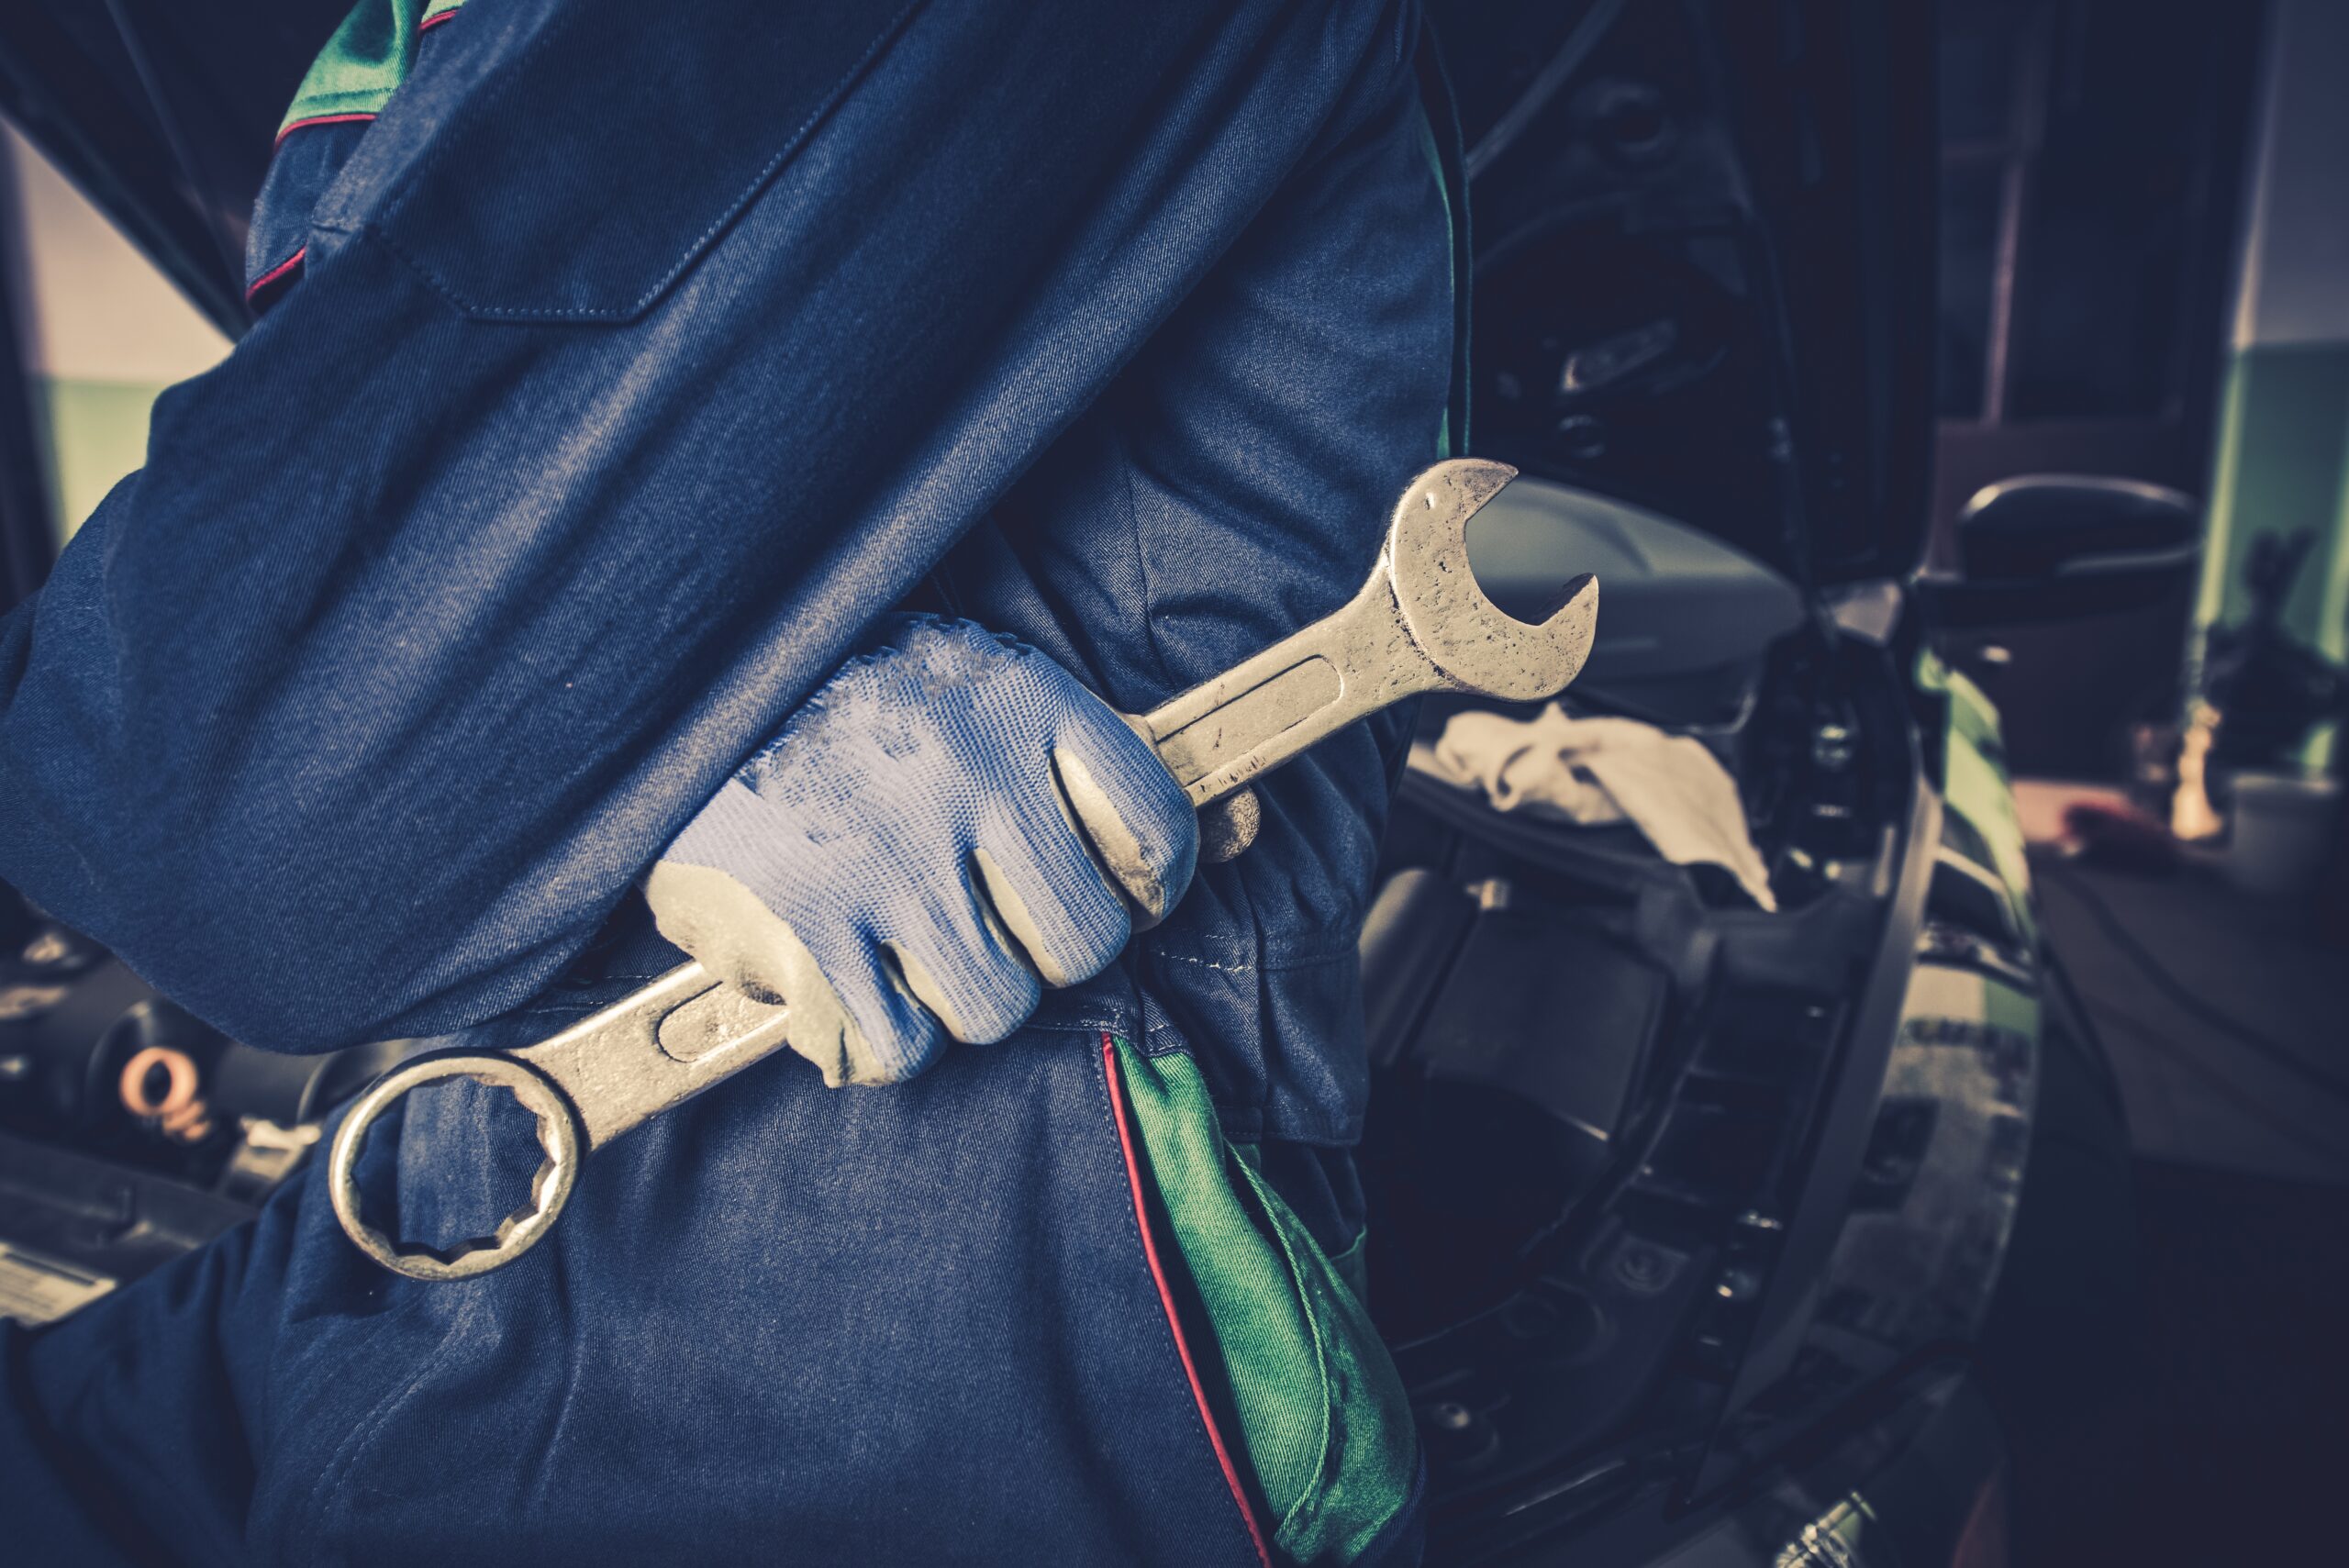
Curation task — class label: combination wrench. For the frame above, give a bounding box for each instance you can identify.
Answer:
[329,458,1597,1279]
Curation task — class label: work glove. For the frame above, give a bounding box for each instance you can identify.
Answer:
[644,615,1197,1087]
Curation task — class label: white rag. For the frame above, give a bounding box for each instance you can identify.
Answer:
[1419,704,1777,911]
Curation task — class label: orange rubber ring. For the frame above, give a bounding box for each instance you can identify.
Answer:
[120,1045,199,1118]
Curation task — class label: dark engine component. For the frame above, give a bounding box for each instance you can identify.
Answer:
[1360,866,1671,1339]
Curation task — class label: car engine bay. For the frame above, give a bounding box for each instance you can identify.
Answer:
[1356,589,1934,1541]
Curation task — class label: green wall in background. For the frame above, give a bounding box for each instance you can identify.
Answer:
[30,375,169,544]
[2197,342,2349,653]
[2192,341,2349,764]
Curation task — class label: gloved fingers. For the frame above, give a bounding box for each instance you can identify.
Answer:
[1049,704,1197,924]
[642,857,807,1006]
[971,844,1128,988]
[642,859,939,1086]
[806,932,951,1085]
[647,623,1196,1079]
[885,868,1045,1045]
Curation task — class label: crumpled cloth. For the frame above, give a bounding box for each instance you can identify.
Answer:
[1419,704,1777,911]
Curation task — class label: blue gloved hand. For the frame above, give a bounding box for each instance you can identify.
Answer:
[644,615,1197,1086]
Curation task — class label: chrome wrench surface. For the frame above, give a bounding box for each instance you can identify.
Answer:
[329,458,1597,1279]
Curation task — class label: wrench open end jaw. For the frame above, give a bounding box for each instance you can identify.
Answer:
[1386,458,1600,706]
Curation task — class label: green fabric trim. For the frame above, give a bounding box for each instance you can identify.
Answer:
[277,0,433,133]
[1112,1039,1416,1566]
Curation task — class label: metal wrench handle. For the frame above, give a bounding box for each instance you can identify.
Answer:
[329,458,1598,1281]
[1133,458,1586,806]
[1137,557,1441,806]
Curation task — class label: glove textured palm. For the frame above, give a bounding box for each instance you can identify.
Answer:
[646,615,1197,1085]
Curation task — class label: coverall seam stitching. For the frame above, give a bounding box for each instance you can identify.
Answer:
[1117,453,1185,698]
[1152,951,1359,975]
[295,1289,482,1564]
[1150,942,1359,975]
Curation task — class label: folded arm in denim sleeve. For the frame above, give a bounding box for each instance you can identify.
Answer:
[0,0,1417,1052]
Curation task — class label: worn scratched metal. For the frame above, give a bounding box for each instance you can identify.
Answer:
[329,458,1599,1280]
[1130,459,1596,806]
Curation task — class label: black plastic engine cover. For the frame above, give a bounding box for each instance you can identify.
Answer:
[1415,898,1666,1180]
[1360,868,1673,1336]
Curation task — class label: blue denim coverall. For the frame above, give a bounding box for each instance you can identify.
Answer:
[0,1,1463,1560]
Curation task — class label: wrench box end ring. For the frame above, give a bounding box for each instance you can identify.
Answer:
[328,1051,584,1282]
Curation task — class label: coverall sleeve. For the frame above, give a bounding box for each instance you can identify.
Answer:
[0,0,1419,1051]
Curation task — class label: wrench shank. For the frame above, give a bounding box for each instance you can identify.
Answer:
[1133,560,1453,808]
[513,962,788,1150]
